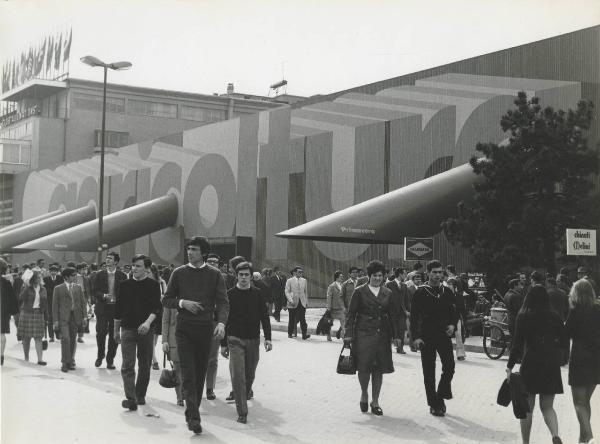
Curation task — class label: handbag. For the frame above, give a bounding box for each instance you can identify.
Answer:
[336,342,356,375]
[159,352,179,388]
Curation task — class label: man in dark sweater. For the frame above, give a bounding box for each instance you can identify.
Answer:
[114,254,162,411]
[221,261,272,424]
[410,260,458,417]
[162,236,229,435]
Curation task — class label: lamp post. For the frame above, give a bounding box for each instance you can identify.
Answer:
[80,56,132,266]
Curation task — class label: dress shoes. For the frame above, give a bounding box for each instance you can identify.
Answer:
[122,399,137,411]
[457,356,465,361]
[226,391,235,401]
[61,364,69,373]
[37,361,47,366]
[95,358,102,368]
[177,399,184,407]
[246,389,253,400]
[206,389,216,400]
[430,406,444,417]
[69,363,76,370]
[370,404,383,416]
[288,335,294,338]
[187,419,202,434]
[136,397,146,405]
[152,362,159,370]
[302,334,311,340]
[77,337,84,343]
[439,399,446,413]
[106,362,116,370]
[237,415,247,424]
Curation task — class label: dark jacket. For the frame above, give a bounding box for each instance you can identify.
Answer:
[43,275,64,304]
[409,284,457,341]
[503,288,524,335]
[547,285,569,322]
[344,284,397,339]
[92,269,128,318]
[269,273,287,306]
[385,279,410,331]
[19,286,49,318]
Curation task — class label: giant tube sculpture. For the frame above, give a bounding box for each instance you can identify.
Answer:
[16,194,179,252]
[0,209,65,234]
[276,163,482,244]
[0,205,96,251]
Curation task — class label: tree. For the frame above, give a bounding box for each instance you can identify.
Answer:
[442,92,599,292]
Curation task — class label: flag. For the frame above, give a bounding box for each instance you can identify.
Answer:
[46,35,54,73]
[63,29,72,62]
[54,34,62,70]
[34,38,47,76]
[11,60,17,89]
[1,63,8,93]
[19,52,26,84]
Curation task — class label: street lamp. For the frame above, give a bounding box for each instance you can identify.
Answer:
[80,55,132,266]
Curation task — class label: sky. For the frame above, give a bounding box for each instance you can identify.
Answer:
[0,0,599,98]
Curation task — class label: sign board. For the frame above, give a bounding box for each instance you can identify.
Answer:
[566,229,597,256]
[404,237,434,261]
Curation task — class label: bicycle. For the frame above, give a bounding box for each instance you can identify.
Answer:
[482,308,511,360]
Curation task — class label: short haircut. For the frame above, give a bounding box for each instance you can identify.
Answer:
[348,266,360,274]
[49,265,59,272]
[90,263,98,271]
[143,257,153,269]
[132,254,148,264]
[235,261,253,275]
[206,253,220,261]
[446,265,456,274]
[62,267,77,279]
[229,255,246,270]
[106,251,120,263]
[394,267,406,278]
[530,270,544,284]
[36,258,45,265]
[413,262,423,271]
[426,260,443,272]
[366,260,386,277]
[333,270,343,280]
[291,266,303,274]
[509,278,520,289]
[186,236,210,253]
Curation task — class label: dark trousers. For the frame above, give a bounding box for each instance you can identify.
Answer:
[59,312,78,365]
[228,336,260,416]
[205,333,221,391]
[420,335,455,407]
[96,315,118,363]
[175,321,213,423]
[288,303,307,336]
[47,294,54,340]
[273,295,284,320]
[120,328,154,401]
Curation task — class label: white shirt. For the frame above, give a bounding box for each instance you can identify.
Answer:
[33,285,41,308]
[368,285,380,297]
[334,281,342,291]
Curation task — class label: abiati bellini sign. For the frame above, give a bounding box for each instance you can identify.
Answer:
[566,229,597,256]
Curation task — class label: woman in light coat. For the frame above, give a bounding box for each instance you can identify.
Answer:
[326,270,345,341]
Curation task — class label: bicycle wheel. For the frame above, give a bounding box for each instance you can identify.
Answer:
[483,325,507,360]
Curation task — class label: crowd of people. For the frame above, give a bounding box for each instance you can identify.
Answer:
[0,241,598,443]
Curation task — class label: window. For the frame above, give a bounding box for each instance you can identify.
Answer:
[0,142,30,165]
[128,100,177,118]
[72,93,125,113]
[180,105,226,122]
[94,130,129,148]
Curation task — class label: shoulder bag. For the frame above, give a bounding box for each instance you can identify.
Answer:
[336,342,356,375]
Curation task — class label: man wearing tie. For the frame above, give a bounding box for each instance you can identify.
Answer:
[270,266,286,322]
[285,267,310,340]
[53,268,87,372]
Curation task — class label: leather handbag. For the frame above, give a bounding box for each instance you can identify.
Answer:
[336,342,356,375]
[159,352,179,388]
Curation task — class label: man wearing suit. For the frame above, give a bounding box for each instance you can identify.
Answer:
[53,267,87,372]
[76,263,92,343]
[285,266,310,340]
[341,266,368,311]
[270,266,287,322]
[93,251,128,369]
[386,267,410,354]
[43,265,64,342]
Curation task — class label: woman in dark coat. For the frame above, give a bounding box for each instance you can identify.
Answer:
[566,279,600,444]
[18,270,49,365]
[506,285,565,444]
[344,260,397,416]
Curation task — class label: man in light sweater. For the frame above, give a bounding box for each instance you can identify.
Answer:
[162,236,229,435]
[114,254,162,411]
[221,261,272,424]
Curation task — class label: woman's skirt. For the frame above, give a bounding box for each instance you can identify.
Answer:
[354,332,394,374]
[18,309,45,338]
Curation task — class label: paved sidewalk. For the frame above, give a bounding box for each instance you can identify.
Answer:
[2,319,598,444]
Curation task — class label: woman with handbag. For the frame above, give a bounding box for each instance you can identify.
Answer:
[344,260,397,415]
[506,285,565,444]
[565,279,600,444]
[17,270,49,365]
[326,271,346,341]
[162,304,183,406]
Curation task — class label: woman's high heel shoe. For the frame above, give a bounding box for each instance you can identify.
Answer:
[359,400,368,413]
[370,403,383,416]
